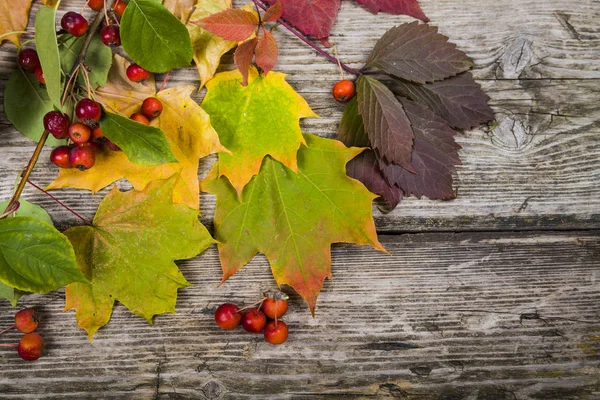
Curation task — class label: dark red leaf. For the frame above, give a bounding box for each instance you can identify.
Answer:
[364,22,474,84]
[264,0,340,40]
[338,97,369,148]
[263,1,283,22]
[234,38,258,86]
[255,29,278,75]
[347,150,404,209]
[355,0,429,22]
[197,8,259,42]
[356,75,414,172]
[391,72,495,130]
[380,97,461,200]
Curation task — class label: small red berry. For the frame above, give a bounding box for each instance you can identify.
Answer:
[92,126,105,141]
[261,298,288,320]
[130,112,150,125]
[68,123,92,144]
[100,24,121,47]
[34,66,45,85]
[105,139,122,152]
[112,0,127,17]
[17,333,44,361]
[126,63,151,82]
[61,12,89,37]
[87,0,104,11]
[43,111,71,139]
[75,98,102,127]
[214,303,241,330]
[141,97,163,119]
[17,48,40,73]
[69,145,96,170]
[332,79,355,103]
[14,308,40,334]
[264,321,288,345]
[241,308,267,333]
[78,141,102,152]
[50,146,73,168]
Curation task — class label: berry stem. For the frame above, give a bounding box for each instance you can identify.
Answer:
[0,325,15,336]
[0,343,18,348]
[26,180,92,226]
[251,0,362,76]
[0,12,104,220]
[237,297,268,313]
[159,72,170,92]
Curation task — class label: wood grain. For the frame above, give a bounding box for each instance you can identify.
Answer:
[0,232,598,399]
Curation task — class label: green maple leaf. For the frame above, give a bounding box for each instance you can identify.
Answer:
[202,134,386,311]
[202,66,317,195]
[65,176,216,340]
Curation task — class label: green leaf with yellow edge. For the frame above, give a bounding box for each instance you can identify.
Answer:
[202,134,386,312]
[48,55,226,210]
[202,66,317,195]
[65,283,114,341]
[186,0,256,89]
[64,176,216,339]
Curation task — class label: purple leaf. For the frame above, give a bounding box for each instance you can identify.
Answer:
[264,0,340,40]
[356,0,429,22]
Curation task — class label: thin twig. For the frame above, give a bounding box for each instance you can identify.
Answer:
[27,180,92,226]
[0,325,15,336]
[251,0,361,76]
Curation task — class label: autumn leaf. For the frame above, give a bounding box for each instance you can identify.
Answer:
[0,0,32,46]
[364,22,474,84]
[255,29,278,75]
[391,72,495,130]
[262,1,282,22]
[202,66,317,195]
[65,177,216,339]
[264,0,340,41]
[163,0,196,20]
[197,8,258,41]
[356,75,414,172]
[234,38,258,86]
[48,55,226,209]
[186,1,257,88]
[356,0,428,22]
[203,134,385,311]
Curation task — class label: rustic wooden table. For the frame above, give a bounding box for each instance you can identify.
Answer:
[0,0,599,399]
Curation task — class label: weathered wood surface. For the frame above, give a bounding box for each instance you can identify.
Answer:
[0,0,599,399]
[1,232,599,399]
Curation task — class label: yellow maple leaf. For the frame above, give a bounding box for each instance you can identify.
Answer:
[163,0,197,21]
[47,56,227,210]
[186,1,256,89]
[0,0,33,46]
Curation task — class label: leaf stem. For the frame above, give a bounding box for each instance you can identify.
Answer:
[251,0,362,76]
[26,180,92,226]
[0,325,15,336]
[0,12,105,220]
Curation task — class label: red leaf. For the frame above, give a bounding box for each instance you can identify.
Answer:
[264,0,340,40]
[263,1,283,22]
[356,75,415,172]
[255,29,278,75]
[234,38,258,86]
[392,72,494,130]
[365,22,474,84]
[196,8,259,42]
[356,0,429,22]
[380,97,461,200]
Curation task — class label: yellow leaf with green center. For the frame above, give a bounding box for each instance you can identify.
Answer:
[65,177,216,339]
[47,56,226,209]
[202,66,317,195]
[186,0,256,88]
[202,134,385,311]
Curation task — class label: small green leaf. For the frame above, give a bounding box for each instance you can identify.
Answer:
[0,281,23,307]
[99,111,177,166]
[0,199,53,226]
[0,217,87,293]
[4,68,64,146]
[120,0,193,72]
[35,6,62,109]
[60,34,113,89]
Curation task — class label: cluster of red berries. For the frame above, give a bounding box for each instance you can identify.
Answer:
[215,293,290,345]
[0,308,44,361]
[17,1,128,86]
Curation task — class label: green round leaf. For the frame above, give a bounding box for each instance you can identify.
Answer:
[0,216,87,293]
[4,68,65,146]
[120,0,194,73]
[0,199,53,226]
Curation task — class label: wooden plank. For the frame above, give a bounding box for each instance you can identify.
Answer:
[0,1,599,232]
[0,231,598,398]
